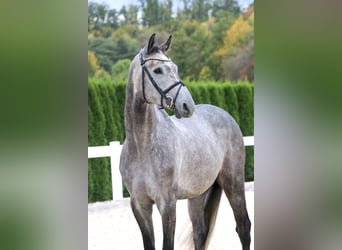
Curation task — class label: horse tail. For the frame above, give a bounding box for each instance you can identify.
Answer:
[178,181,222,249]
[203,181,222,249]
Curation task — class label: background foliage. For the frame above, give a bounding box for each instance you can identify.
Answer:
[88,80,254,202]
[88,0,254,82]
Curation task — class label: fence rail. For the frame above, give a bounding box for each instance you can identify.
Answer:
[88,136,254,200]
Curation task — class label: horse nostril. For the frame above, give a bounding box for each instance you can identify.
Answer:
[183,103,189,114]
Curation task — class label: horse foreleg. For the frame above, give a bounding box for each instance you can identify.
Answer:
[156,198,177,250]
[188,195,208,250]
[130,198,155,250]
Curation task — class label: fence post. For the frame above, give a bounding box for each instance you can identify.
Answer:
[243,136,254,146]
[110,141,123,200]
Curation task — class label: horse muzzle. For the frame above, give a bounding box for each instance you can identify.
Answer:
[174,97,195,119]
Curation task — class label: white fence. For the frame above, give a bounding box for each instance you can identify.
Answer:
[88,136,254,200]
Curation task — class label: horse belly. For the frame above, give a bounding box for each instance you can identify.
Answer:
[175,154,223,199]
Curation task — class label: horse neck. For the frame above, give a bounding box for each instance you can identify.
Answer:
[124,69,165,151]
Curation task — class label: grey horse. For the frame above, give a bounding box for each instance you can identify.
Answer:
[119,33,251,250]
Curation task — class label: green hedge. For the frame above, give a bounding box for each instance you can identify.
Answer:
[88,80,254,203]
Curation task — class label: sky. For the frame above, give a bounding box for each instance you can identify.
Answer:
[88,0,254,12]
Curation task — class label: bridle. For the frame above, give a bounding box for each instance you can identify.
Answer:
[139,52,185,109]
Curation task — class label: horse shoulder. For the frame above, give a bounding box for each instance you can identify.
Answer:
[119,143,139,179]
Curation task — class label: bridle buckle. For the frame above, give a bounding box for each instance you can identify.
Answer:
[165,95,174,109]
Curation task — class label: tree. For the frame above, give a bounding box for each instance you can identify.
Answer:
[128,5,140,25]
[222,15,253,53]
[88,106,95,202]
[140,0,161,27]
[216,6,254,81]
[107,9,119,29]
[191,0,211,22]
[171,24,201,80]
[88,0,254,81]
[199,66,213,81]
[88,51,100,78]
[88,82,112,201]
[88,35,139,73]
[223,40,253,82]
[88,2,99,25]
[120,5,139,26]
[211,0,240,19]
[111,59,131,83]
[159,0,173,26]
[97,3,109,24]
[178,0,192,20]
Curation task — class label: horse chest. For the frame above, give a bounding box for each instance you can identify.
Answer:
[121,146,177,196]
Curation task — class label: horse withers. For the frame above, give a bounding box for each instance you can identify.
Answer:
[119,33,251,250]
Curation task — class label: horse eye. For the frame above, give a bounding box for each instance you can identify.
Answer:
[153,68,163,74]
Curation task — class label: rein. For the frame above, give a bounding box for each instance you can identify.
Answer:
[139,52,185,109]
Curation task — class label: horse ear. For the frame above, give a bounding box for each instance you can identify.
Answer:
[146,33,156,55]
[161,35,172,54]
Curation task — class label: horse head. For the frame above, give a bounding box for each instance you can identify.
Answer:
[138,33,195,118]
